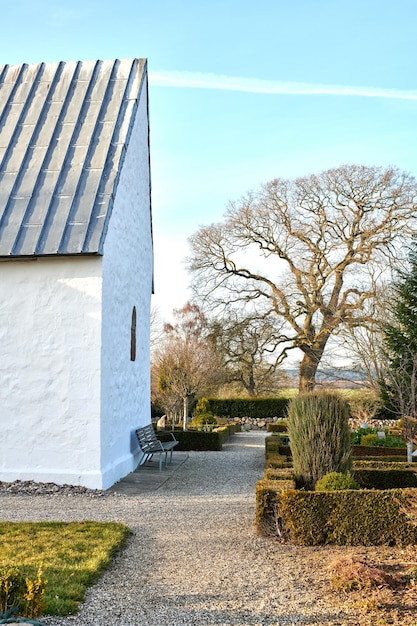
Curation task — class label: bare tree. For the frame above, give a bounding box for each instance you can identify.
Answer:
[188,165,417,391]
[150,305,165,350]
[336,283,395,390]
[154,303,223,429]
[209,313,286,396]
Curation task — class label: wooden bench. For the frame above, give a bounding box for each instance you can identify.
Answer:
[135,424,178,471]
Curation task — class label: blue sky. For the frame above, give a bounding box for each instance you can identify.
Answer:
[1,0,417,320]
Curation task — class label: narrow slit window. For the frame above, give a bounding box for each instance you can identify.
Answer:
[130,306,137,361]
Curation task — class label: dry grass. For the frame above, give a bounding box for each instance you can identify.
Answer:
[319,547,417,625]
[328,555,400,591]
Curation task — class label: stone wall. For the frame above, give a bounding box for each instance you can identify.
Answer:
[227,417,282,430]
[225,417,400,432]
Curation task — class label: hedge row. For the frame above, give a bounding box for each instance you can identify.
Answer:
[157,424,239,451]
[352,468,417,489]
[256,481,417,545]
[206,398,290,419]
[264,454,417,490]
[352,445,407,458]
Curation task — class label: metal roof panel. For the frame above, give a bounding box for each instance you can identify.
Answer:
[0,58,147,257]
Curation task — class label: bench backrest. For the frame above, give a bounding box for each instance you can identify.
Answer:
[136,424,161,453]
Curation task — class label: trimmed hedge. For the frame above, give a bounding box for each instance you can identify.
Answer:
[353,460,415,469]
[264,467,295,481]
[159,424,239,451]
[353,445,407,458]
[206,398,290,419]
[267,421,287,433]
[355,455,414,463]
[256,481,417,545]
[264,435,291,469]
[352,468,417,489]
[268,442,411,462]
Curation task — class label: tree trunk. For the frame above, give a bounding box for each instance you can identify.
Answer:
[407,440,413,463]
[247,369,256,397]
[298,345,326,392]
[183,396,189,431]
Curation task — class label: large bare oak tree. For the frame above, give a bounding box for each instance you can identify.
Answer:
[188,165,417,391]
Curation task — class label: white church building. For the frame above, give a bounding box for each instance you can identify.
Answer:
[0,58,153,489]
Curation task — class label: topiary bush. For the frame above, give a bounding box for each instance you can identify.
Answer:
[287,391,352,490]
[315,471,360,491]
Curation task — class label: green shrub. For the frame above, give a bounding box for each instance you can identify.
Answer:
[360,433,379,446]
[351,427,372,445]
[286,391,352,490]
[352,427,406,448]
[315,471,360,491]
[189,413,218,428]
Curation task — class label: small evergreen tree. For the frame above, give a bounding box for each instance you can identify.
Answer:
[380,246,417,458]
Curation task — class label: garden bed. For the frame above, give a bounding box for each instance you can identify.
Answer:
[256,479,417,545]
[258,434,417,545]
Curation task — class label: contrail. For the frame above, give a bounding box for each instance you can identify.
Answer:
[149,70,417,101]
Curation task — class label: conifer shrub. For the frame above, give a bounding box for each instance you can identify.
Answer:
[189,397,218,429]
[315,471,360,491]
[286,391,352,490]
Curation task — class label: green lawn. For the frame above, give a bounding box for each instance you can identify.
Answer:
[0,521,131,616]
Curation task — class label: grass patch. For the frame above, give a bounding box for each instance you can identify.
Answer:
[0,521,131,616]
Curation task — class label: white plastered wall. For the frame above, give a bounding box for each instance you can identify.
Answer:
[0,79,152,490]
[0,256,103,487]
[99,78,153,489]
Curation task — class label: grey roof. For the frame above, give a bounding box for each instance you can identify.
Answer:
[0,58,147,257]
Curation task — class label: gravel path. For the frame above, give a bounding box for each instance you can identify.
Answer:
[0,431,349,626]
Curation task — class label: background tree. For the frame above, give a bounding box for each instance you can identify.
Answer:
[379,247,417,460]
[336,284,394,391]
[188,165,417,391]
[209,313,286,396]
[153,303,222,430]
